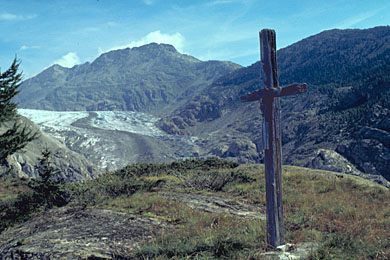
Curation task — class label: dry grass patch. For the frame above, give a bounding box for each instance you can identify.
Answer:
[282,167,390,259]
[3,159,389,259]
[0,177,30,202]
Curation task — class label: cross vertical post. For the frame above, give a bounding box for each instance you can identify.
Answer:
[240,29,307,249]
[261,29,285,248]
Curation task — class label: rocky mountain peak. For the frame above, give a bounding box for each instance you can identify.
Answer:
[40,64,68,77]
[90,42,198,69]
[17,42,241,112]
[134,42,178,53]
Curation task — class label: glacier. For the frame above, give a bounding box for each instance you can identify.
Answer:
[18,109,201,170]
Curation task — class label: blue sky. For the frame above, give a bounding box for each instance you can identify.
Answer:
[1,0,389,79]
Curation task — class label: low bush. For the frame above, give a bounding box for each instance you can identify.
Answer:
[180,169,256,191]
[0,190,40,232]
[69,173,160,208]
[114,157,239,178]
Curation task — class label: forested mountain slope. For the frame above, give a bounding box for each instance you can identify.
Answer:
[159,26,390,181]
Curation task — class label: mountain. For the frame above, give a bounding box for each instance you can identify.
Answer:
[16,43,241,114]
[158,26,390,182]
[15,44,241,172]
[0,115,99,182]
[14,27,390,183]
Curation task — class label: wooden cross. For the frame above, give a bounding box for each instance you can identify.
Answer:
[241,29,307,248]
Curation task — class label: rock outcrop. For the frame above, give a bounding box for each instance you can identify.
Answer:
[335,126,390,180]
[0,116,99,182]
[306,149,390,188]
[0,207,169,259]
[261,242,319,260]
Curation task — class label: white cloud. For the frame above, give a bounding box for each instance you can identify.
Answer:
[19,45,40,51]
[206,0,233,6]
[105,30,185,53]
[205,0,249,7]
[54,52,81,68]
[83,26,100,32]
[0,12,37,21]
[143,0,153,5]
[98,47,104,55]
[106,21,119,27]
[20,45,30,51]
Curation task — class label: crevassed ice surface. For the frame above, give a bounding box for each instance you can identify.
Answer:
[91,111,164,137]
[18,109,200,169]
[18,109,89,131]
[18,109,164,137]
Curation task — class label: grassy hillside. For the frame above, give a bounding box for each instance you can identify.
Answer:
[0,177,30,202]
[1,158,389,259]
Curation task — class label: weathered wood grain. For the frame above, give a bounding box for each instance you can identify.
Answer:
[260,29,285,248]
[240,29,307,249]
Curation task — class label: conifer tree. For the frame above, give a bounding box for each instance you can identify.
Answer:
[35,147,62,184]
[29,147,66,208]
[0,58,38,163]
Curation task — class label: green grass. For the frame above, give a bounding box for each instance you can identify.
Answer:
[1,158,389,259]
[282,167,390,259]
[0,176,30,202]
[79,161,390,259]
[133,215,266,260]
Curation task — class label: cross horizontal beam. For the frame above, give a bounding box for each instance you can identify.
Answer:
[241,83,307,102]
